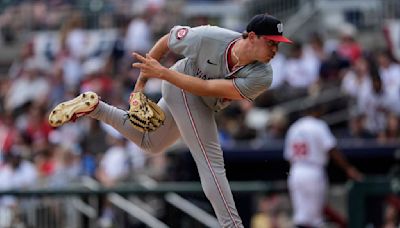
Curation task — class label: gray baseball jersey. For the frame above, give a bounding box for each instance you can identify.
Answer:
[89,25,273,228]
[168,25,272,111]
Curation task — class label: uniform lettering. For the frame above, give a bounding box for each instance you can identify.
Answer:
[292,142,308,159]
[195,68,210,80]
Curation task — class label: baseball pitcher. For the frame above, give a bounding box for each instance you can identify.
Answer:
[49,14,292,227]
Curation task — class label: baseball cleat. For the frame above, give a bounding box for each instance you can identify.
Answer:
[48,91,99,127]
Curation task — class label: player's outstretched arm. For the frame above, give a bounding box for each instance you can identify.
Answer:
[133,34,170,92]
[329,147,364,181]
[132,53,243,100]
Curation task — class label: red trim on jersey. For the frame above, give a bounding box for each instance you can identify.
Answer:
[232,79,250,101]
[224,38,240,73]
[227,41,235,72]
[224,38,247,100]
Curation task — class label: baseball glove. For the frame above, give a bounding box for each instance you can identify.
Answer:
[127,92,165,132]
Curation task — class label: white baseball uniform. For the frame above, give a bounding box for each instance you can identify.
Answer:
[87,25,273,227]
[284,116,336,227]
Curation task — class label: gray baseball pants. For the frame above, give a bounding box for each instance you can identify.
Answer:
[89,80,243,228]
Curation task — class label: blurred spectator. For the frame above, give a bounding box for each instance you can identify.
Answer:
[216,112,236,148]
[48,67,68,108]
[250,195,277,228]
[1,148,38,189]
[96,134,129,187]
[34,148,56,182]
[264,108,288,141]
[17,104,52,149]
[80,149,97,177]
[5,59,50,115]
[49,121,84,151]
[189,15,211,27]
[50,145,81,187]
[110,15,131,75]
[245,105,287,148]
[123,11,154,91]
[384,112,400,142]
[0,112,18,155]
[341,55,373,139]
[56,12,87,89]
[347,110,375,139]
[305,32,328,63]
[31,1,48,30]
[256,52,288,108]
[0,147,37,226]
[5,129,32,160]
[60,12,87,60]
[356,72,393,140]
[79,119,106,178]
[319,50,350,82]
[81,119,109,155]
[125,141,147,177]
[376,49,400,97]
[284,42,320,89]
[8,40,35,79]
[336,23,362,64]
[218,101,257,144]
[250,194,291,228]
[0,6,18,45]
[80,58,113,99]
[132,0,166,15]
[303,33,326,84]
[341,56,371,99]
[124,12,153,56]
[95,127,130,228]
[382,195,400,228]
[269,51,286,89]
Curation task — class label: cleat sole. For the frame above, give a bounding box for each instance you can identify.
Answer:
[48,92,99,127]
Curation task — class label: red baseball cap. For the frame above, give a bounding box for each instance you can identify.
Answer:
[246,14,293,44]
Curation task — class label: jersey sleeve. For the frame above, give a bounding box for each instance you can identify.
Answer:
[283,128,293,161]
[233,63,273,101]
[168,25,205,60]
[319,122,337,152]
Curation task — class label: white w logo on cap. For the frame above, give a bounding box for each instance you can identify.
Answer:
[277,23,283,33]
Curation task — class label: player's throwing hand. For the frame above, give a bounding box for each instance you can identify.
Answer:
[132,53,166,79]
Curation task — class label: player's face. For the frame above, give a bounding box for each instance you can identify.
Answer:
[254,37,279,63]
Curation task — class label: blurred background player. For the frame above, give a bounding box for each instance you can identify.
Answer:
[284,103,363,228]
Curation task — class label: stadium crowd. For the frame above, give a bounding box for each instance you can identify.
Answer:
[0,0,399,227]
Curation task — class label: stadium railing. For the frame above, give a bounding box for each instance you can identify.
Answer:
[348,176,400,228]
[0,180,283,228]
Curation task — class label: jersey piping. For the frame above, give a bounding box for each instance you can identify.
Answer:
[181,89,240,228]
[224,38,247,100]
[224,38,244,77]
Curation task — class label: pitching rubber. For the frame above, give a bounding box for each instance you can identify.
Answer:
[48,92,99,127]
